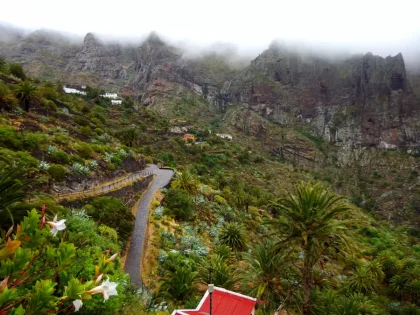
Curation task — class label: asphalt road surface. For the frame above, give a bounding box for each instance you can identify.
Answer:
[124,164,174,287]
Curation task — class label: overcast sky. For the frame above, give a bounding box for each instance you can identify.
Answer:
[1,0,420,61]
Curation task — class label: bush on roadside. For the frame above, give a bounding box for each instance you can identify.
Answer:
[48,164,66,181]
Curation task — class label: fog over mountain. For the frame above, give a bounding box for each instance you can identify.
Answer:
[1,0,420,71]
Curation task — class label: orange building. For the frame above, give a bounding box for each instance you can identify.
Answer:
[183,133,196,144]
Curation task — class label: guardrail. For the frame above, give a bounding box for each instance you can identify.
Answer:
[54,170,155,201]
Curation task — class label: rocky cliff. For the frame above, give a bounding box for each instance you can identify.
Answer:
[224,44,420,148]
[65,33,137,89]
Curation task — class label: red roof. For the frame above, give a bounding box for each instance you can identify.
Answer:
[172,287,257,315]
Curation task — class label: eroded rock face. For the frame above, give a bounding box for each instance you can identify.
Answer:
[65,33,137,89]
[225,44,420,148]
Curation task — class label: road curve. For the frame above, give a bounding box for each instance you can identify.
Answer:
[124,164,174,287]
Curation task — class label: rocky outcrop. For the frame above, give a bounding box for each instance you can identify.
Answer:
[65,33,137,88]
[225,43,420,148]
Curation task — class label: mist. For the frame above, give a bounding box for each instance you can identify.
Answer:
[1,0,420,70]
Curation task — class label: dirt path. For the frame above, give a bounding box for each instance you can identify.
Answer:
[124,165,174,287]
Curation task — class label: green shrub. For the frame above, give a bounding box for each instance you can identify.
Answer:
[51,150,70,164]
[23,132,48,150]
[94,127,104,135]
[41,86,58,100]
[106,162,116,170]
[74,116,90,127]
[71,155,85,165]
[53,134,70,145]
[111,155,122,167]
[77,143,93,159]
[9,63,26,80]
[44,100,57,111]
[144,156,153,164]
[0,148,39,172]
[48,164,66,181]
[163,188,194,221]
[159,152,176,167]
[0,127,23,150]
[79,125,92,136]
[84,197,134,245]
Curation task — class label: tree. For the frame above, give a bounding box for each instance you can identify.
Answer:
[219,222,247,251]
[163,188,194,221]
[241,240,299,312]
[14,81,39,111]
[0,82,18,111]
[84,197,134,245]
[171,171,200,196]
[196,254,238,290]
[270,183,356,315]
[0,163,32,227]
[159,265,197,302]
[9,63,26,80]
[0,56,6,73]
[116,127,139,147]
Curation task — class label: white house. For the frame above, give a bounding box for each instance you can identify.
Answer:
[216,133,233,140]
[102,92,119,99]
[111,99,123,105]
[63,86,87,95]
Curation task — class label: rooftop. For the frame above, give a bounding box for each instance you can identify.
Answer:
[172,287,257,315]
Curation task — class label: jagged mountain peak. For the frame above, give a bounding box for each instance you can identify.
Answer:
[144,31,164,45]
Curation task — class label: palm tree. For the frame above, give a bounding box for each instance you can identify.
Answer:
[159,265,197,302]
[0,164,32,227]
[269,183,356,315]
[171,171,200,196]
[346,264,381,294]
[196,254,238,290]
[14,81,39,111]
[241,240,299,313]
[219,222,247,252]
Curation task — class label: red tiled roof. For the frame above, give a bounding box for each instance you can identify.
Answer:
[172,287,257,315]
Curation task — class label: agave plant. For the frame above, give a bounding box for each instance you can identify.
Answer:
[39,161,50,171]
[72,162,90,176]
[47,145,56,154]
[88,160,98,169]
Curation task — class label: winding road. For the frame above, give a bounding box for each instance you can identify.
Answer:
[124,164,174,287]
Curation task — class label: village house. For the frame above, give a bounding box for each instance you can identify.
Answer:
[101,92,119,99]
[172,286,258,315]
[111,99,123,105]
[183,133,196,144]
[216,133,233,140]
[63,86,87,95]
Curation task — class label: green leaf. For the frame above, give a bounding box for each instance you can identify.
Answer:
[57,243,75,266]
[65,278,84,300]
[28,279,57,312]
[11,305,25,315]
[0,286,17,307]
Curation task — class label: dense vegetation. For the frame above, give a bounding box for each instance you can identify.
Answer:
[1,57,420,314]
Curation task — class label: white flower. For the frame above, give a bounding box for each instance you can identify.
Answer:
[95,273,103,285]
[87,277,118,301]
[46,215,66,236]
[106,253,118,264]
[73,299,83,312]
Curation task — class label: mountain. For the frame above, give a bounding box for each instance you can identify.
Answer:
[225,44,420,148]
[1,27,420,149]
